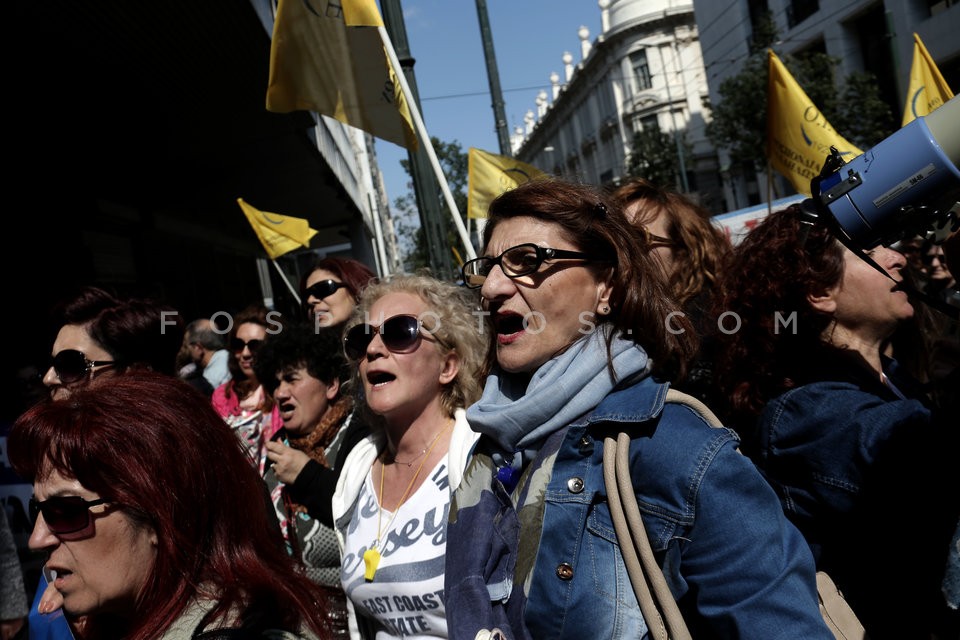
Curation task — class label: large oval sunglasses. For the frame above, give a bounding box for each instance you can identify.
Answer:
[50,349,115,384]
[343,314,448,360]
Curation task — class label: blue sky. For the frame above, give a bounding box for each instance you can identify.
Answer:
[374,0,602,211]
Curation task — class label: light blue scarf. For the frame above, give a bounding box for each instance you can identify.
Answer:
[466,328,651,455]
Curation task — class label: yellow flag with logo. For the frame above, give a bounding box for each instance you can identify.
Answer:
[266,0,417,150]
[766,50,862,196]
[238,198,318,259]
[468,148,547,219]
[901,33,954,126]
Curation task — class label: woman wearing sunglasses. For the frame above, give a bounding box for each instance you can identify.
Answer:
[333,275,487,639]
[610,178,731,405]
[9,371,334,639]
[301,257,376,328]
[444,179,831,639]
[42,286,183,401]
[212,304,282,470]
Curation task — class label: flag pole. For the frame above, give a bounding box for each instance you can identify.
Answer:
[377,26,477,260]
[368,192,392,277]
[270,258,302,306]
[766,161,773,216]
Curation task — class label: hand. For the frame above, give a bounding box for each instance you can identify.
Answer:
[265,441,311,484]
[39,579,64,614]
[1,617,25,640]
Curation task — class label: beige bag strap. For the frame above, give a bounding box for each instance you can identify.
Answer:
[603,431,692,640]
[603,388,866,640]
[816,572,867,639]
[665,388,723,426]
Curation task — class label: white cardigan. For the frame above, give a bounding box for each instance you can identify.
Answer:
[331,408,479,640]
[332,407,477,548]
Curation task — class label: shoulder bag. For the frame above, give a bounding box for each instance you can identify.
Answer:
[601,388,866,640]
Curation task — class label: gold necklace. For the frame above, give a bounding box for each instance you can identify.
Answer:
[388,445,429,467]
[362,420,454,581]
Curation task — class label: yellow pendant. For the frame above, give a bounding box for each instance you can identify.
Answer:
[363,548,381,581]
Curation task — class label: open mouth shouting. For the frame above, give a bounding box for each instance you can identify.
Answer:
[366,370,397,388]
[278,401,297,422]
[493,311,527,345]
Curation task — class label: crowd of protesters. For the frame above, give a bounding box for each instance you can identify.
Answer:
[3,177,958,640]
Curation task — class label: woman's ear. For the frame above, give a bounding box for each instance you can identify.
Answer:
[807,286,838,314]
[325,377,341,401]
[595,281,614,315]
[439,351,460,386]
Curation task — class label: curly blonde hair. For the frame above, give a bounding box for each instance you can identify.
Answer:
[344,273,489,417]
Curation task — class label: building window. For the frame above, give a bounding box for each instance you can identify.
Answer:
[928,0,957,15]
[640,115,659,132]
[787,0,819,27]
[631,50,653,92]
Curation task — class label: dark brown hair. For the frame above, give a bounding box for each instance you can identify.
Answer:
[56,286,183,375]
[225,305,276,405]
[484,178,696,382]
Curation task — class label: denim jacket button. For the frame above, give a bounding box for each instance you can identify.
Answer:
[556,563,574,580]
[567,477,584,493]
[578,436,593,454]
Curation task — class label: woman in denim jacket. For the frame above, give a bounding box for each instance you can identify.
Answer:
[716,206,959,638]
[445,180,831,639]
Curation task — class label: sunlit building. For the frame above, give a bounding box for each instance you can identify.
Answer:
[693,0,960,210]
[512,0,725,213]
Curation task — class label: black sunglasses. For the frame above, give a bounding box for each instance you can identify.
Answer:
[230,338,263,354]
[461,243,602,289]
[304,279,349,302]
[343,314,444,360]
[30,496,110,535]
[51,349,115,384]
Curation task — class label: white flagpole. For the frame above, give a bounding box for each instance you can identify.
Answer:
[270,258,302,306]
[377,26,477,260]
[367,191,391,277]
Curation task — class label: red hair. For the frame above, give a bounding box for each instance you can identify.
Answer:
[9,372,332,640]
[300,257,376,303]
[714,205,846,434]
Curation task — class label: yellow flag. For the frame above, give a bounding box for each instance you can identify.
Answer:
[901,33,954,126]
[468,148,547,219]
[766,50,862,196]
[266,0,417,150]
[238,198,318,260]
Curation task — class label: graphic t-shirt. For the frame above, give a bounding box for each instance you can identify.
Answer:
[341,459,450,639]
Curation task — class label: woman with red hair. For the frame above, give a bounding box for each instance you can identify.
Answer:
[9,371,333,639]
[715,205,959,637]
[300,257,376,328]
